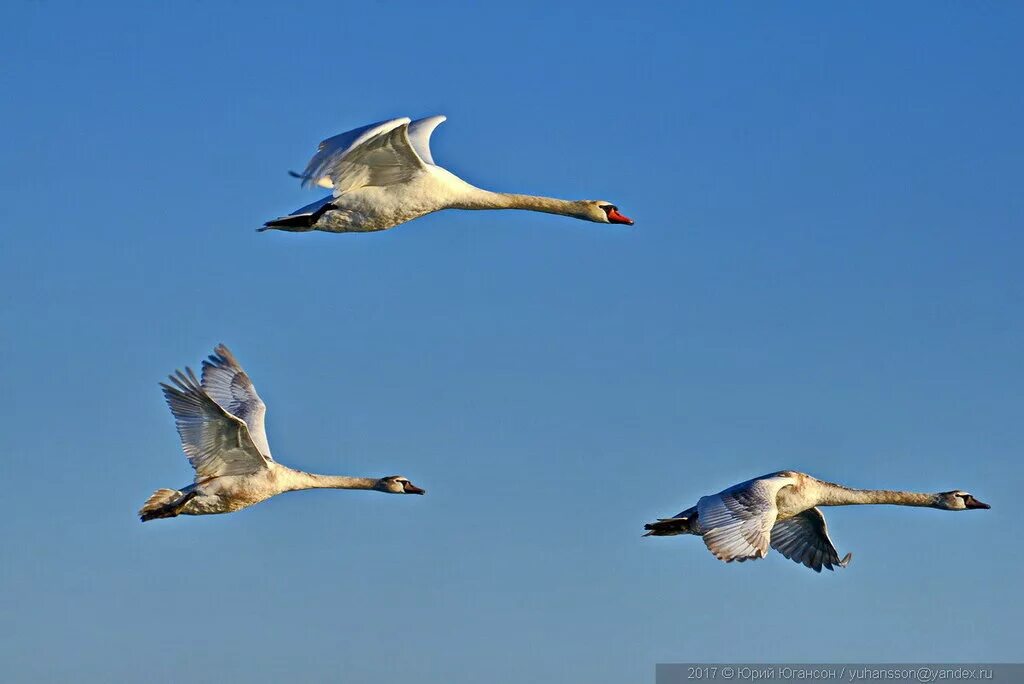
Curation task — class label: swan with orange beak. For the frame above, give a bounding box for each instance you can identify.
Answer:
[263,115,635,233]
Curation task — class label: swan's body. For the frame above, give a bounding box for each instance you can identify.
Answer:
[644,470,989,572]
[260,116,634,233]
[139,345,425,521]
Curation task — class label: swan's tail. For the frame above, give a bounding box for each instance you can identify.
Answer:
[139,489,190,522]
[643,516,693,536]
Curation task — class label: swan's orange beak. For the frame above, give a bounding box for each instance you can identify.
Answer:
[402,482,426,495]
[607,208,634,225]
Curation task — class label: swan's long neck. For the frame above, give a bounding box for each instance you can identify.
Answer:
[448,188,587,219]
[281,469,378,492]
[815,481,937,507]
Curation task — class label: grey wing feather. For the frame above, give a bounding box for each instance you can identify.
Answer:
[770,508,852,572]
[160,366,270,479]
[200,344,273,460]
[296,119,392,188]
[298,117,426,194]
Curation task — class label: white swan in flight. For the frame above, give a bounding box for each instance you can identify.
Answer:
[260,115,635,233]
[139,345,425,521]
[644,470,989,572]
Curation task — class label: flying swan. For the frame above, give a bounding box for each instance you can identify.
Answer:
[260,115,634,233]
[139,345,425,521]
[644,470,989,572]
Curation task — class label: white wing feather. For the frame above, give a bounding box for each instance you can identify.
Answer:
[406,115,446,166]
[697,475,795,563]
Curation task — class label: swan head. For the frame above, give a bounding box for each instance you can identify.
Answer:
[935,490,990,510]
[583,201,634,225]
[375,475,426,495]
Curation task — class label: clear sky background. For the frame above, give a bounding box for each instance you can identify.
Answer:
[1,2,1021,682]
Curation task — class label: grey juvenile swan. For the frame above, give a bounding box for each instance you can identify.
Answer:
[260,115,635,233]
[644,470,989,572]
[139,345,425,521]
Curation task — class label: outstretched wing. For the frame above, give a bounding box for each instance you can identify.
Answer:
[297,116,436,194]
[697,475,796,563]
[160,367,271,479]
[770,508,852,572]
[200,344,273,460]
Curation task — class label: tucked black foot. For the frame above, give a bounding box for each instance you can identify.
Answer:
[262,203,337,231]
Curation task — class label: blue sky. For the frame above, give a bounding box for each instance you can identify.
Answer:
[1,2,1021,682]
